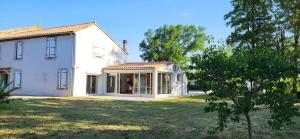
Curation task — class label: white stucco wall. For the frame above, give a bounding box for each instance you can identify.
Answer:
[0,35,74,96]
[72,25,126,96]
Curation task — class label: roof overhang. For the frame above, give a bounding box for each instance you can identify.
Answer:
[102,62,175,73]
[103,69,155,73]
[0,67,11,73]
[0,32,74,42]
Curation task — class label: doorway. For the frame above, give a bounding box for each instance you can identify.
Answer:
[0,72,9,87]
[120,74,136,94]
[86,75,97,94]
[107,74,116,93]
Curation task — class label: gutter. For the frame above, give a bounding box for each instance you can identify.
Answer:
[69,33,76,96]
[0,32,74,42]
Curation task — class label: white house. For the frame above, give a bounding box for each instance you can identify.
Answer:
[0,22,187,98]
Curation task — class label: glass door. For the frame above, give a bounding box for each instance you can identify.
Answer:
[86,75,97,94]
[0,73,9,87]
[140,73,152,95]
[107,74,116,93]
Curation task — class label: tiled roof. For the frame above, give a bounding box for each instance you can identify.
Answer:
[0,22,96,41]
[0,26,41,37]
[103,61,174,70]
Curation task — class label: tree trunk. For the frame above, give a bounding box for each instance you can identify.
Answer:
[245,112,253,139]
[280,29,285,50]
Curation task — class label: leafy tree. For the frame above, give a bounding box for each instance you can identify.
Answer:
[274,0,300,97]
[224,0,275,48]
[191,45,299,139]
[0,78,15,104]
[225,0,300,98]
[139,25,206,71]
[190,0,300,139]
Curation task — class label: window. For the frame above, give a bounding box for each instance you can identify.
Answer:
[15,41,23,59]
[173,65,179,71]
[133,73,139,94]
[13,71,22,88]
[117,74,120,93]
[86,75,97,94]
[140,73,152,95]
[0,72,9,87]
[177,74,182,82]
[57,69,68,89]
[46,37,56,58]
[157,73,171,94]
[93,46,105,58]
[107,74,116,93]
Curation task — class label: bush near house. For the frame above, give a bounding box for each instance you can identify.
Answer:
[0,78,15,104]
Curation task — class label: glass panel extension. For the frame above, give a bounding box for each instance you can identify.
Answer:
[86,75,97,94]
[140,73,152,95]
[133,73,139,94]
[114,73,153,95]
[157,73,171,94]
[107,74,116,93]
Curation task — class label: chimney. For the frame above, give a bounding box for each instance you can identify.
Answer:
[122,40,127,52]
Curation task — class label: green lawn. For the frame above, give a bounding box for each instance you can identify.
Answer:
[0,96,299,139]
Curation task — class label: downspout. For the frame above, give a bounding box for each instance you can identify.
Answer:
[69,33,76,96]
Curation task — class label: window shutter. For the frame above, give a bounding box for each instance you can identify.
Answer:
[57,69,68,89]
[14,71,22,88]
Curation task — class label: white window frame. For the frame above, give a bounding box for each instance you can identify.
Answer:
[93,45,105,59]
[57,68,68,89]
[157,73,172,94]
[46,37,57,58]
[13,70,22,88]
[107,74,116,93]
[15,41,23,59]
[176,74,183,82]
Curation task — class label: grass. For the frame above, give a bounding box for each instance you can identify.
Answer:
[0,96,299,139]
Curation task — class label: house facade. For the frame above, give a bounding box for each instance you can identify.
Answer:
[0,22,187,97]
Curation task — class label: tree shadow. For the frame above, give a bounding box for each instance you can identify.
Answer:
[0,97,299,138]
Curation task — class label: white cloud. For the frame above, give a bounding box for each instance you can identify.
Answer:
[183,12,191,17]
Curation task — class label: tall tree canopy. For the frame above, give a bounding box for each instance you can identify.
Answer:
[191,45,299,139]
[190,0,300,139]
[139,25,206,70]
[225,0,300,96]
[224,0,275,48]
[274,0,300,96]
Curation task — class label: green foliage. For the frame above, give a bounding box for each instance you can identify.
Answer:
[225,0,275,48]
[139,24,207,71]
[188,0,300,139]
[274,0,300,97]
[191,45,299,138]
[225,0,300,97]
[0,78,15,104]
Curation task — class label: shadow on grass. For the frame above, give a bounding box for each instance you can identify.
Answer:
[0,96,299,139]
[16,128,222,139]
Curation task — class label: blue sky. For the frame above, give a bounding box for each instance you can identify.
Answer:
[0,0,232,62]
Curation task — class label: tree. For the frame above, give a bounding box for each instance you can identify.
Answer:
[191,45,299,139]
[274,0,300,97]
[0,78,15,104]
[225,0,300,98]
[224,0,275,48]
[139,25,206,71]
[190,0,300,138]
